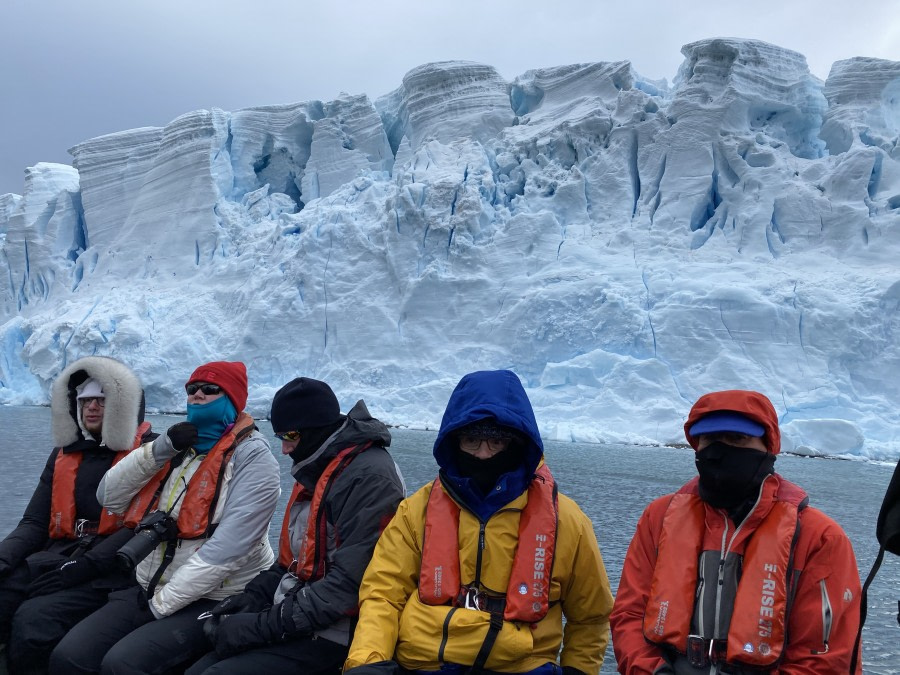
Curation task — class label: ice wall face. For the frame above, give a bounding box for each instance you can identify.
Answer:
[1,40,900,459]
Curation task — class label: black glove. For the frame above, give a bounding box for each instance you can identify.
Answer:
[210,591,264,617]
[242,566,286,607]
[27,558,98,597]
[203,589,273,645]
[167,422,198,451]
[213,602,291,658]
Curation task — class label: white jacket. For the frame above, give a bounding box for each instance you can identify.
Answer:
[98,429,280,616]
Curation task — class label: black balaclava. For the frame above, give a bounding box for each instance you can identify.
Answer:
[452,419,524,495]
[288,420,344,464]
[454,446,522,495]
[695,441,776,514]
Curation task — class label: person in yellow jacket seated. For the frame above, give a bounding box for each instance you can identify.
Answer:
[344,369,614,675]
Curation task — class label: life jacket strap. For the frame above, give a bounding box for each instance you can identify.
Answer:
[469,603,505,674]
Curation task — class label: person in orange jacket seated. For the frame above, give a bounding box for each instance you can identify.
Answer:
[611,389,863,674]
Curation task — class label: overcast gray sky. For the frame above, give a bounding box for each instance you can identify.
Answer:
[1,0,898,196]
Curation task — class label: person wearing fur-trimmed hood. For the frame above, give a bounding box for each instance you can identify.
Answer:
[0,356,156,673]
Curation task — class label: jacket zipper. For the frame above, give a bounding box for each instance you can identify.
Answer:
[438,607,457,663]
[473,521,486,589]
[815,579,832,653]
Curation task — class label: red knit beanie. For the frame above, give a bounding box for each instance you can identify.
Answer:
[187,361,248,411]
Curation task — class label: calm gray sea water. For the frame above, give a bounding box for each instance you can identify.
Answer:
[0,406,897,673]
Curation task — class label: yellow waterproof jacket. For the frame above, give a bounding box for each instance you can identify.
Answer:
[346,478,614,673]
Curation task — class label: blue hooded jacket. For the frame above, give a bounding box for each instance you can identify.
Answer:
[433,370,544,521]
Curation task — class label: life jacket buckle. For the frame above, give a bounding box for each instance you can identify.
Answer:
[75,519,98,538]
[287,559,299,577]
[687,635,727,668]
[686,635,707,667]
[463,586,481,610]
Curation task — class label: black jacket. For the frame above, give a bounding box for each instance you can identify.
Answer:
[261,400,405,645]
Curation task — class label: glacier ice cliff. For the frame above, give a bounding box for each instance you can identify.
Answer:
[2,38,900,460]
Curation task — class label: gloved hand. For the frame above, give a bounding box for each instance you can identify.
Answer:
[202,590,271,645]
[27,558,98,597]
[212,602,292,658]
[152,422,198,462]
[243,566,286,607]
[210,591,265,617]
[167,422,198,451]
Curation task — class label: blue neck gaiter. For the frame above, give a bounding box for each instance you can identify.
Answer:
[187,396,237,453]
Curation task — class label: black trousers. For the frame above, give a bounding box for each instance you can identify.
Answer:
[49,586,217,674]
[184,635,348,675]
[8,581,119,674]
[0,563,31,642]
[0,548,81,643]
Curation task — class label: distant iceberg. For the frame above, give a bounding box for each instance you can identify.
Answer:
[1,38,899,461]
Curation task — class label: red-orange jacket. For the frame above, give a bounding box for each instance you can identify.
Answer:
[611,472,863,674]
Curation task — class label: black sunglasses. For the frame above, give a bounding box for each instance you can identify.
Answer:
[185,383,222,396]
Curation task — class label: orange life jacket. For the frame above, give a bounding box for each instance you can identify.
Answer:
[277,442,371,579]
[418,464,558,624]
[643,477,806,668]
[49,421,152,539]
[123,413,255,538]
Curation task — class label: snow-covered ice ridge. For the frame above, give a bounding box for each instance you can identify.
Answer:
[2,38,900,460]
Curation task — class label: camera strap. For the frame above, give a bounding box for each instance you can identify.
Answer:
[145,540,177,598]
[144,485,189,598]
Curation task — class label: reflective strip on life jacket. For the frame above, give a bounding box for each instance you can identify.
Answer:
[277,443,371,580]
[643,478,803,668]
[123,413,255,538]
[49,421,152,539]
[418,464,558,624]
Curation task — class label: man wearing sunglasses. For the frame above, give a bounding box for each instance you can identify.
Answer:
[52,360,281,674]
[345,369,614,675]
[188,376,405,674]
[0,356,155,673]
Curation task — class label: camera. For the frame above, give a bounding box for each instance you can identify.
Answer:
[116,511,178,570]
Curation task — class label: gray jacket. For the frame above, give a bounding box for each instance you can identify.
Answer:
[273,400,405,645]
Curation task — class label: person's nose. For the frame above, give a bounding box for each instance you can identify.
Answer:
[472,440,495,459]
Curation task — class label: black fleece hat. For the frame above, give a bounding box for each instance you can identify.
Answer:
[270,377,342,433]
[456,419,522,442]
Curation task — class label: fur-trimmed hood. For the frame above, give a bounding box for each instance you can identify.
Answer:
[51,356,144,450]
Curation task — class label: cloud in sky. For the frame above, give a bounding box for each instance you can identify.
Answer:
[1,0,897,195]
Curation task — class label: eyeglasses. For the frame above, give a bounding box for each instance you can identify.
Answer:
[458,436,510,454]
[81,397,105,408]
[185,383,222,396]
[275,430,301,442]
